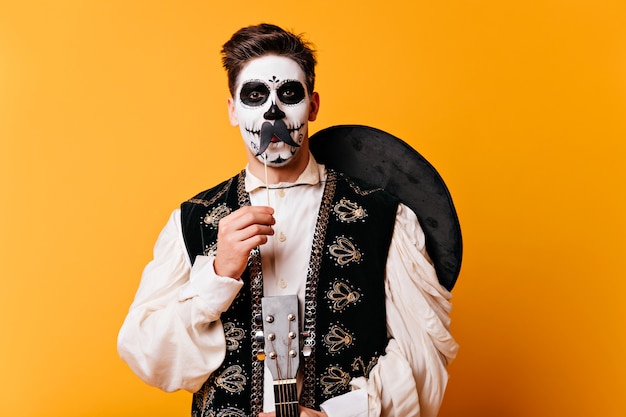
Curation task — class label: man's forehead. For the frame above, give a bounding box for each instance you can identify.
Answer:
[236,55,305,88]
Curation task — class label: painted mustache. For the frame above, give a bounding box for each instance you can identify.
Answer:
[257,119,301,156]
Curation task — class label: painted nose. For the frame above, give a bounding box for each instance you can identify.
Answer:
[263,102,286,120]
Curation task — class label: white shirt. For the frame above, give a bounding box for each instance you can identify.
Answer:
[118,155,458,417]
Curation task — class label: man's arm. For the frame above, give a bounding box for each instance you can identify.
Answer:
[350,203,458,417]
[117,209,244,392]
[118,206,276,392]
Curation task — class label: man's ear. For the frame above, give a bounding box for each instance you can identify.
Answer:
[308,92,320,122]
[227,97,239,126]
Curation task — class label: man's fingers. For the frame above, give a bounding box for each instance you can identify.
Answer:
[213,205,276,278]
[220,220,275,248]
[219,206,275,234]
[225,227,272,251]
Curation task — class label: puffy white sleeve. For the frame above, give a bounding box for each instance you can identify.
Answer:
[117,209,243,393]
[350,203,458,417]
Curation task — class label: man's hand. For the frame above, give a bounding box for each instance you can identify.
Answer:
[258,406,328,417]
[214,206,275,279]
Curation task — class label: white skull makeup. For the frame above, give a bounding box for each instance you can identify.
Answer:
[230,55,313,167]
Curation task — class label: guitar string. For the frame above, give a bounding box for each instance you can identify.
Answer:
[269,334,286,417]
[287,317,296,416]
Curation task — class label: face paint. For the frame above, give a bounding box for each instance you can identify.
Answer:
[232,55,312,167]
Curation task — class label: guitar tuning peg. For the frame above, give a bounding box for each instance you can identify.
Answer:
[302,345,312,357]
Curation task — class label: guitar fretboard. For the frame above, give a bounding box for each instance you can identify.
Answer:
[273,378,298,417]
[260,295,301,417]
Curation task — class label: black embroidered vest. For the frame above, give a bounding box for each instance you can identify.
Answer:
[181,169,398,417]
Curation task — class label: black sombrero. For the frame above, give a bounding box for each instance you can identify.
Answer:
[309,125,462,291]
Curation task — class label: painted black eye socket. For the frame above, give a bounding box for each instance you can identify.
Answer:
[240,82,270,106]
[277,81,305,105]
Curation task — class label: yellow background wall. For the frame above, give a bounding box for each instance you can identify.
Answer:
[1,1,624,416]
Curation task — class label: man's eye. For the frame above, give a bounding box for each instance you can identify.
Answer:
[240,82,270,106]
[248,91,266,101]
[278,81,305,105]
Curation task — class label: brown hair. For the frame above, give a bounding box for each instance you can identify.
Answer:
[221,23,317,96]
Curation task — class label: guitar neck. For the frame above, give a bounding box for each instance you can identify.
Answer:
[273,379,298,417]
[259,295,301,417]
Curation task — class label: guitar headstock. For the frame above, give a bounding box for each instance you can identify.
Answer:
[258,295,300,381]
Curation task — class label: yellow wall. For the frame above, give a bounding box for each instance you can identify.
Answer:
[1,1,624,416]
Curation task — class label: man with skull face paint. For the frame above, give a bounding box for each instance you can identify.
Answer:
[118,24,457,417]
[234,58,312,167]
[228,53,318,181]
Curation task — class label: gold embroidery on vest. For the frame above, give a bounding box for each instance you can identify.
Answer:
[327,281,361,311]
[320,366,351,395]
[345,177,382,196]
[351,356,379,376]
[194,384,215,414]
[216,408,247,417]
[300,170,338,408]
[215,365,247,394]
[223,322,245,352]
[328,236,362,266]
[324,324,354,354]
[204,204,232,228]
[188,178,233,207]
[333,198,367,223]
[203,241,217,257]
[236,171,265,415]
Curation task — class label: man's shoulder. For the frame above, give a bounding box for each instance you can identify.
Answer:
[182,171,242,208]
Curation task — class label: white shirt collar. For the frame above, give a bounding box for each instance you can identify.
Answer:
[245,152,324,193]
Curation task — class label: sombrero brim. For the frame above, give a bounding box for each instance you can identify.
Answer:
[309,125,462,291]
